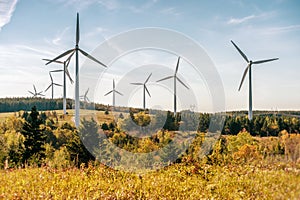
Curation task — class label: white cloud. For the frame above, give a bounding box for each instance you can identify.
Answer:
[0,0,18,31]
[227,12,276,25]
[227,15,256,25]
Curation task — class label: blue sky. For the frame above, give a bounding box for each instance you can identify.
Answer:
[0,0,299,112]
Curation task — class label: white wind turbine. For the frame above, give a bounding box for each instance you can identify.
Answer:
[45,72,62,99]
[104,79,123,109]
[28,84,45,97]
[45,13,107,127]
[157,57,189,115]
[231,40,279,120]
[80,88,90,103]
[131,73,152,110]
[43,54,73,114]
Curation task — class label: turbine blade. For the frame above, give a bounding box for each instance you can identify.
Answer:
[145,73,152,83]
[113,79,115,89]
[28,91,34,95]
[231,40,249,63]
[65,69,74,83]
[156,76,173,82]
[49,73,53,82]
[54,83,63,87]
[65,51,75,68]
[238,65,250,91]
[50,69,64,73]
[33,84,37,93]
[85,88,89,96]
[76,13,80,45]
[252,58,279,64]
[104,90,113,96]
[131,83,143,85]
[45,84,52,92]
[175,57,180,75]
[145,86,151,97]
[43,59,64,64]
[115,90,123,96]
[45,49,75,65]
[176,77,189,89]
[78,49,107,68]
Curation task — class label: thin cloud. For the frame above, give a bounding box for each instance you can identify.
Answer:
[262,24,300,35]
[227,12,275,25]
[227,15,256,25]
[159,7,181,16]
[0,0,18,31]
[52,27,70,45]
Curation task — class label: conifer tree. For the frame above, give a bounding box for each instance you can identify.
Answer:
[21,106,46,164]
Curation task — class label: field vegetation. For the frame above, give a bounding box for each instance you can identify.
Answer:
[0,105,299,199]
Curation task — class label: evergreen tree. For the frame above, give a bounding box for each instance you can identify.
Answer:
[20,106,46,164]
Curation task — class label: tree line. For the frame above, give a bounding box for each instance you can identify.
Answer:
[0,105,299,169]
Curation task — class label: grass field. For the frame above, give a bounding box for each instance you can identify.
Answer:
[0,109,118,125]
[1,109,300,199]
[1,162,300,199]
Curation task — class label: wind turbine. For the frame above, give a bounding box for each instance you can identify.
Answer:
[45,13,107,127]
[104,79,123,109]
[28,84,45,97]
[80,88,90,103]
[157,57,189,115]
[131,73,152,110]
[43,54,73,114]
[231,40,279,120]
[45,72,62,99]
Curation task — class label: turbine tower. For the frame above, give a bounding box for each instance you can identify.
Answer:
[28,84,45,97]
[43,54,73,114]
[45,72,62,99]
[231,40,279,120]
[157,57,189,115]
[45,13,107,127]
[131,73,152,110]
[104,79,123,109]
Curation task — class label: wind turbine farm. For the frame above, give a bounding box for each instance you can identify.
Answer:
[45,13,108,127]
[1,1,300,198]
[43,56,74,114]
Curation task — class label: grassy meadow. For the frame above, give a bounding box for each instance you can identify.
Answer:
[1,162,300,199]
[0,108,300,199]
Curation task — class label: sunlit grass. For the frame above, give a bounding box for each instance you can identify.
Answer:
[0,162,299,199]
